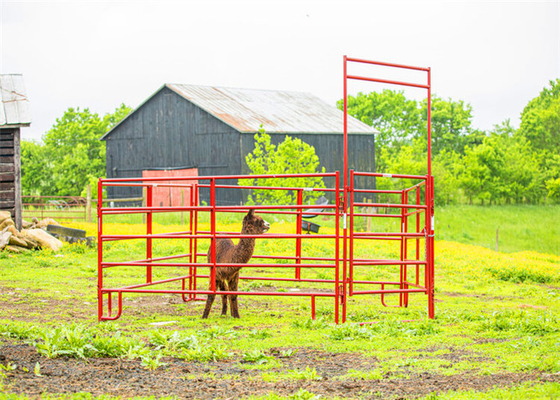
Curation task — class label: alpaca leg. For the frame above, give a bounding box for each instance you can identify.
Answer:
[218,280,228,316]
[228,275,241,318]
[202,293,215,319]
[202,280,216,319]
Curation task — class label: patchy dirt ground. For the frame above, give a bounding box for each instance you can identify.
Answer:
[1,286,559,398]
[1,340,558,399]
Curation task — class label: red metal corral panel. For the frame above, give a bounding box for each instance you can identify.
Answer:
[142,168,198,207]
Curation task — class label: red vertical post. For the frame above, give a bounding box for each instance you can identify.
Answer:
[426,68,435,319]
[295,189,303,280]
[146,185,153,284]
[97,179,104,321]
[193,183,199,295]
[342,189,348,324]
[342,56,349,324]
[343,55,348,199]
[416,187,421,286]
[427,68,432,178]
[210,179,216,292]
[403,191,409,307]
[348,170,354,296]
[399,190,405,307]
[334,171,340,324]
[311,296,316,320]
[188,184,194,300]
[107,292,112,317]
[428,175,435,319]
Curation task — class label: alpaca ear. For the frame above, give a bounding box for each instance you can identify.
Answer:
[247,209,255,217]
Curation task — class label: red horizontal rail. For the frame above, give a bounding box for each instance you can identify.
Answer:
[198,184,336,192]
[402,281,427,290]
[99,204,338,214]
[352,232,425,238]
[100,233,337,241]
[102,262,335,269]
[101,288,336,297]
[352,260,427,265]
[100,172,337,184]
[347,75,430,90]
[405,209,425,217]
[352,289,427,295]
[353,172,427,180]
[352,212,402,218]
[346,57,430,72]
[353,203,427,210]
[353,189,404,194]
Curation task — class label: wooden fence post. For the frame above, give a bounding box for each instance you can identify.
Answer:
[86,184,92,223]
[495,228,499,252]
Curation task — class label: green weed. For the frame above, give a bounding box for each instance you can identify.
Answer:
[242,349,275,365]
[486,266,556,284]
[0,321,38,340]
[248,329,272,339]
[178,344,231,362]
[291,317,328,330]
[140,352,167,370]
[480,311,559,335]
[286,366,322,381]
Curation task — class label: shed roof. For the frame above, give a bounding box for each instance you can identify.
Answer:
[0,74,31,128]
[102,84,375,139]
[167,84,375,134]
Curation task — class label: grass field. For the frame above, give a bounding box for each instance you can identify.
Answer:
[0,206,559,398]
[436,205,560,256]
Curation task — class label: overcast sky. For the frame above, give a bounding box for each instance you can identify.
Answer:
[1,0,558,142]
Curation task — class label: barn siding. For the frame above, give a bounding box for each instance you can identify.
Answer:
[105,87,243,205]
[0,128,16,216]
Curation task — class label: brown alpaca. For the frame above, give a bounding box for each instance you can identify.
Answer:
[202,209,270,319]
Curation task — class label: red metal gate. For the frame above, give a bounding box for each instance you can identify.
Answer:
[97,56,435,323]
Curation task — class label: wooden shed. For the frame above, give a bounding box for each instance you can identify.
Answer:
[0,75,31,229]
[101,84,376,205]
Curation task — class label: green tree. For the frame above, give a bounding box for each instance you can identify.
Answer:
[500,136,542,204]
[239,126,325,205]
[517,79,560,151]
[21,140,55,196]
[338,90,423,150]
[432,149,463,205]
[458,136,508,205]
[421,96,474,155]
[338,90,475,162]
[21,104,131,196]
[517,79,560,204]
[542,153,560,203]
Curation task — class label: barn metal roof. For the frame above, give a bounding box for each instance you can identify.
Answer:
[166,84,375,134]
[0,74,31,127]
[102,84,376,139]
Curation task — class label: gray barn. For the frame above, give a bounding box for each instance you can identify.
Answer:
[0,75,31,229]
[101,84,376,205]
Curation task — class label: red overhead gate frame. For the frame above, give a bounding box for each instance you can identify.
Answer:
[97,56,435,323]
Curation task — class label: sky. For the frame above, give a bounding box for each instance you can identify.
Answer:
[1,0,558,142]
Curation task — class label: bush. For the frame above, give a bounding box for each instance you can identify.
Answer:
[240,126,325,205]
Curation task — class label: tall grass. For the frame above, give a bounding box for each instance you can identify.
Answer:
[436,205,560,255]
